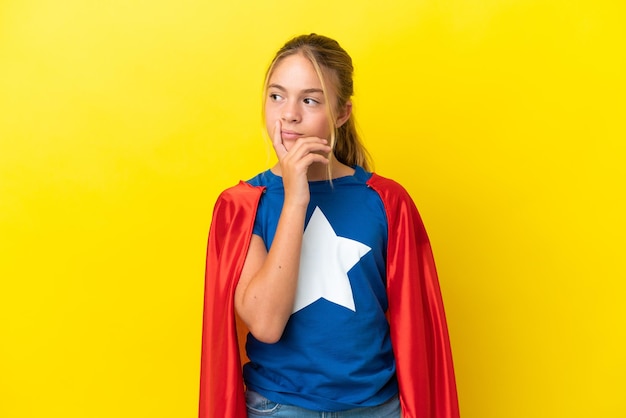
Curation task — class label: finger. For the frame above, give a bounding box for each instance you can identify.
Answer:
[271,120,287,159]
[288,138,331,159]
[299,152,330,167]
[288,144,331,170]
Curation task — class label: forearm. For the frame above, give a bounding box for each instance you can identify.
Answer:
[236,202,306,343]
[236,130,330,343]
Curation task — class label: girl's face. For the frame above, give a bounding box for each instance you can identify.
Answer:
[265,53,343,151]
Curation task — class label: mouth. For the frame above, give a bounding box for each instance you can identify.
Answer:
[281,130,303,141]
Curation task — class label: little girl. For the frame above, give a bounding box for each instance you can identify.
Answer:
[199,34,459,418]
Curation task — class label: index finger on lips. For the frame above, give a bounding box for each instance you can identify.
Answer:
[271,120,287,159]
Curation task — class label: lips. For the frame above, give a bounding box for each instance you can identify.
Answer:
[281,130,303,141]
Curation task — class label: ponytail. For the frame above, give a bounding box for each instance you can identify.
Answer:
[335,114,371,171]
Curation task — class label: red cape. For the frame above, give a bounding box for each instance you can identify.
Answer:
[199,174,459,418]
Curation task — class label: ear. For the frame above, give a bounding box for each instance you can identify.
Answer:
[335,101,352,128]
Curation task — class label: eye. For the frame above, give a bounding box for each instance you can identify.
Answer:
[269,93,283,101]
[303,97,320,105]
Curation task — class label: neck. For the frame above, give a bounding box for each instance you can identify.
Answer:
[306,160,332,181]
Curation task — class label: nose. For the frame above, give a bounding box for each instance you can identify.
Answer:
[281,101,301,123]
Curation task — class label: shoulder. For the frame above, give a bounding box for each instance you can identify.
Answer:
[217,181,264,202]
[212,181,265,219]
[246,170,277,188]
[368,173,429,236]
[367,173,415,204]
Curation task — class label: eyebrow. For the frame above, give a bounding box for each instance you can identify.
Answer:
[268,84,324,95]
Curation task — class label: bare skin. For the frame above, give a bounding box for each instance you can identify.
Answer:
[233,121,328,343]
[234,53,354,343]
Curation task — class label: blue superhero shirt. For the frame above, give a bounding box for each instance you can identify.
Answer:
[242,166,398,412]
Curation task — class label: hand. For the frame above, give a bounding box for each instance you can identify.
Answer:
[271,120,331,208]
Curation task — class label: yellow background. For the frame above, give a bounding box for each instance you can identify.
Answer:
[1,0,624,417]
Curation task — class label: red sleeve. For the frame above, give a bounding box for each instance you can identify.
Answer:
[198,182,263,418]
[368,174,460,418]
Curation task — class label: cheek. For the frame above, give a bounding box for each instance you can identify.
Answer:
[264,107,276,132]
[312,113,333,137]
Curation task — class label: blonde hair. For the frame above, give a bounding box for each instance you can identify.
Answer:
[263,34,372,172]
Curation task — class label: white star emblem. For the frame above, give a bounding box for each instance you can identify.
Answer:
[292,207,371,313]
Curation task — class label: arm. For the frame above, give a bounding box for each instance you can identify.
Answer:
[234,121,330,343]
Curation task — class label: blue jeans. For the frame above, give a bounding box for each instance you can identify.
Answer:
[245,390,401,418]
